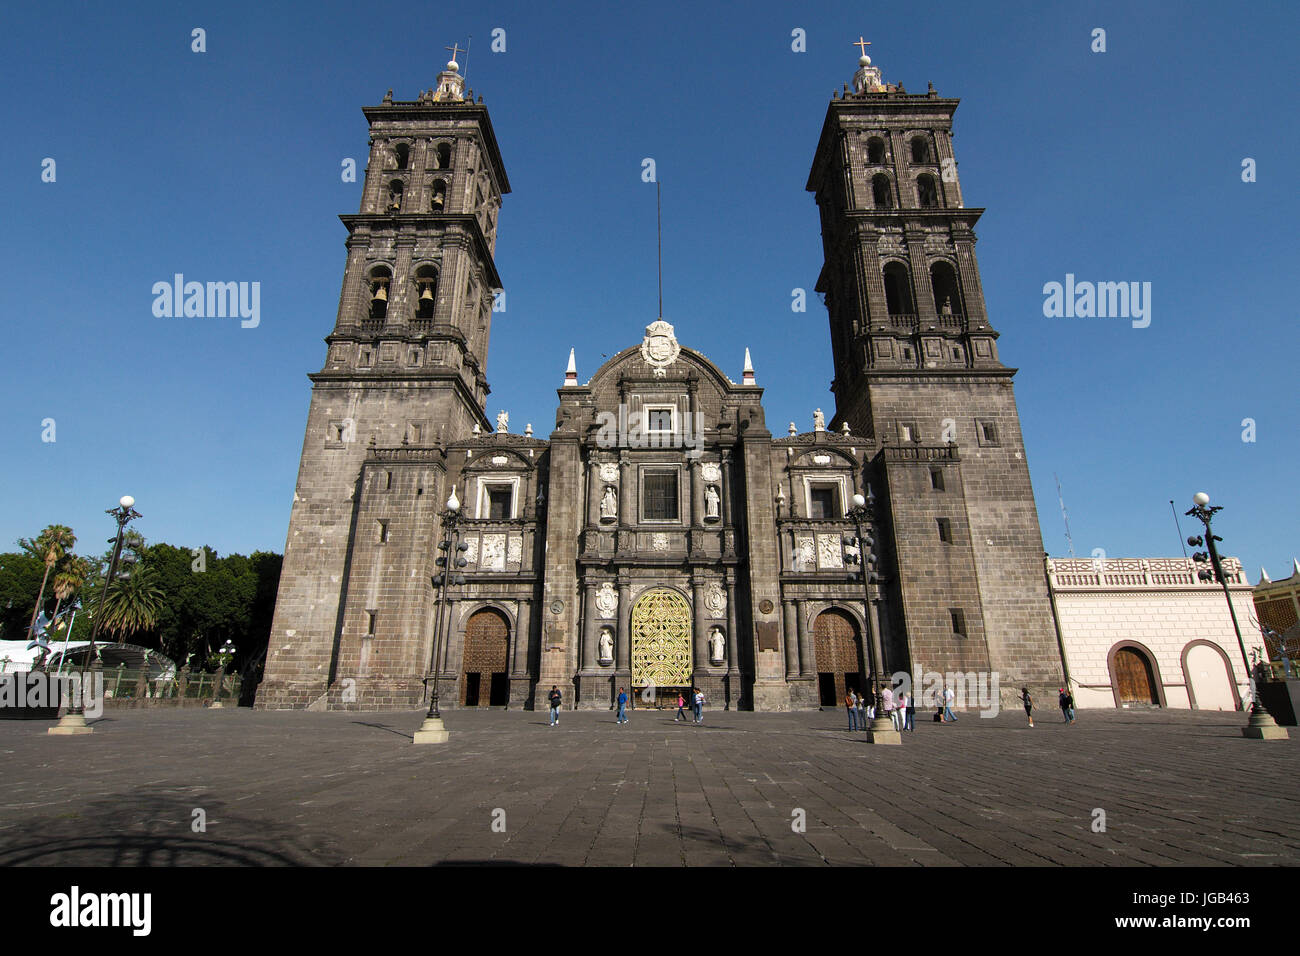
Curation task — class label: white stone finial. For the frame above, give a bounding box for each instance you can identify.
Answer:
[742,348,755,385]
[564,347,578,386]
[1293,557,1300,577]
[841,421,851,435]
[1260,567,1272,584]
[525,423,533,437]
[788,422,797,436]
[472,422,481,435]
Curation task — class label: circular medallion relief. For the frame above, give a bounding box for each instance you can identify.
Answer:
[758,599,774,615]
[550,600,564,615]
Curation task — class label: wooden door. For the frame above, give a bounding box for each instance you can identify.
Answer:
[1113,647,1158,704]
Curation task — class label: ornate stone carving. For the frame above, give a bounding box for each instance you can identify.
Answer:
[812,454,831,464]
[700,462,721,483]
[491,455,508,465]
[705,583,727,618]
[817,533,844,569]
[495,410,508,433]
[595,582,617,619]
[639,319,681,378]
[480,533,506,571]
[794,535,816,571]
[651,532,670,551]
[463,535,479,566]
[598,462,619,483]
[507,536,522,565]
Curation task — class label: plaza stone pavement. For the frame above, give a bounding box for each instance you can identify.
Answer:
[0,706,1296,867]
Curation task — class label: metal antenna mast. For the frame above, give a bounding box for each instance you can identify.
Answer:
[1055,473,1076,558]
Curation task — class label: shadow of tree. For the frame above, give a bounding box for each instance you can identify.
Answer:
[0,791,346,866]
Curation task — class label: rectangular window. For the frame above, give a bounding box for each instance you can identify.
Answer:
[384,471,392,491]
[949,608,966,637]
[366,611,377,636]
[487,487,513,520]
[937,518,952,543]
[645,406,674,433]
[377,519,389,543]
[809,485,838,520]
[929,468,945,491]
[978,421,1000,445]
[642,470,679,521]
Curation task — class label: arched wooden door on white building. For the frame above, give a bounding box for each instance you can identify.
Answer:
[1183,641,1238,711]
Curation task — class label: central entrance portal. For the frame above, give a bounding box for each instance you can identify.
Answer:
[630,588,693,704]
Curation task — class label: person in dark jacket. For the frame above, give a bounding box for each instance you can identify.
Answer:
[616,687,629,724]
[1059,687,1075,724]
[547,685,562,727]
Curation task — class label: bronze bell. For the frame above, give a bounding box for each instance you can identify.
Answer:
[371,281,388,303]
[418,282,434,304]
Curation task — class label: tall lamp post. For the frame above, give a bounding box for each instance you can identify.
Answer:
[414,486,467,745]
[1185,492,1287,741]
[49,495,140,736]
[210,639,236,708]
[846,491,901,745]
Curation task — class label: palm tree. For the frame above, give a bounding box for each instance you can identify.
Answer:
[21,525,76,642]
[95,566,164,641]
[49,555,92,629]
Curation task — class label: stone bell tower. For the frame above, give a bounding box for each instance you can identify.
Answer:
[257,55,510,709]
[806,50,1063,700]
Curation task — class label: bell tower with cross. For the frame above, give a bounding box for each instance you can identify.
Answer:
[805,44,1064,705]
[257,51,512,709]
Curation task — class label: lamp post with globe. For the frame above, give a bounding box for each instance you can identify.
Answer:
[1185,492,1287,740]
[845,490,901,745]
[414,486,468,744]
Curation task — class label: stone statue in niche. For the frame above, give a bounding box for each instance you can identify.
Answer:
[598,627,614,664]
[600,485,618,521]
[709,627,726,664]
[704,485,720,521]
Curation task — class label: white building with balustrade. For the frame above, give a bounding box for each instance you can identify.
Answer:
[1046,556,1262,711]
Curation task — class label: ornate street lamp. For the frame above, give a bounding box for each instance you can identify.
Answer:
[414,486,467,744]
[49,495,139,737]
[1185,492,1287,740]
[846,490,901,745]
[210,639,236,709]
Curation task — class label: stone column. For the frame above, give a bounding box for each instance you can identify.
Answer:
[512,600,532,675]
[796,599,814,676]
[906,230,937,326]
[692,580,710,672]
[953,236,988,328]
[725,575,740,692]
[581,581,600,672]
[719,453,733,527]
[617,579,632,676]
[783,600,800,679]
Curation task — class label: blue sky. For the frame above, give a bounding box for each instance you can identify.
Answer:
[2,0,1296,581]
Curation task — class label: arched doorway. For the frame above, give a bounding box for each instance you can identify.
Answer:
[812,608,865,707]
[462,608,510,707]
[1109,643,1161,707]
[630,588,692,704]
[1183,642,1238,711]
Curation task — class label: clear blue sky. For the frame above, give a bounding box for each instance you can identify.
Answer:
[2,0,1296,581]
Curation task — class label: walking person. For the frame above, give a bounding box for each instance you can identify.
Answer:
[902,690,915,731]
[942,684,958,722]
[845,688,859,731]
[547,685,562,727]
[616,686,628,724]
[693,687,705,724]
[856,689,868,730]
[1059,687,1075,724]
[674,691,687,722]
[1019,686,1034,727]
[881,685,897,731]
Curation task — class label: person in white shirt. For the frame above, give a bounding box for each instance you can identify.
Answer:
[881,686,897,731]
[943,685,958,722]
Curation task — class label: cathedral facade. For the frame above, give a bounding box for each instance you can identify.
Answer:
[255,54,1065,712]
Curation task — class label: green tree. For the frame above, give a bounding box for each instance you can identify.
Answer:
[19,525,76,641]
[95,566,165,641]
